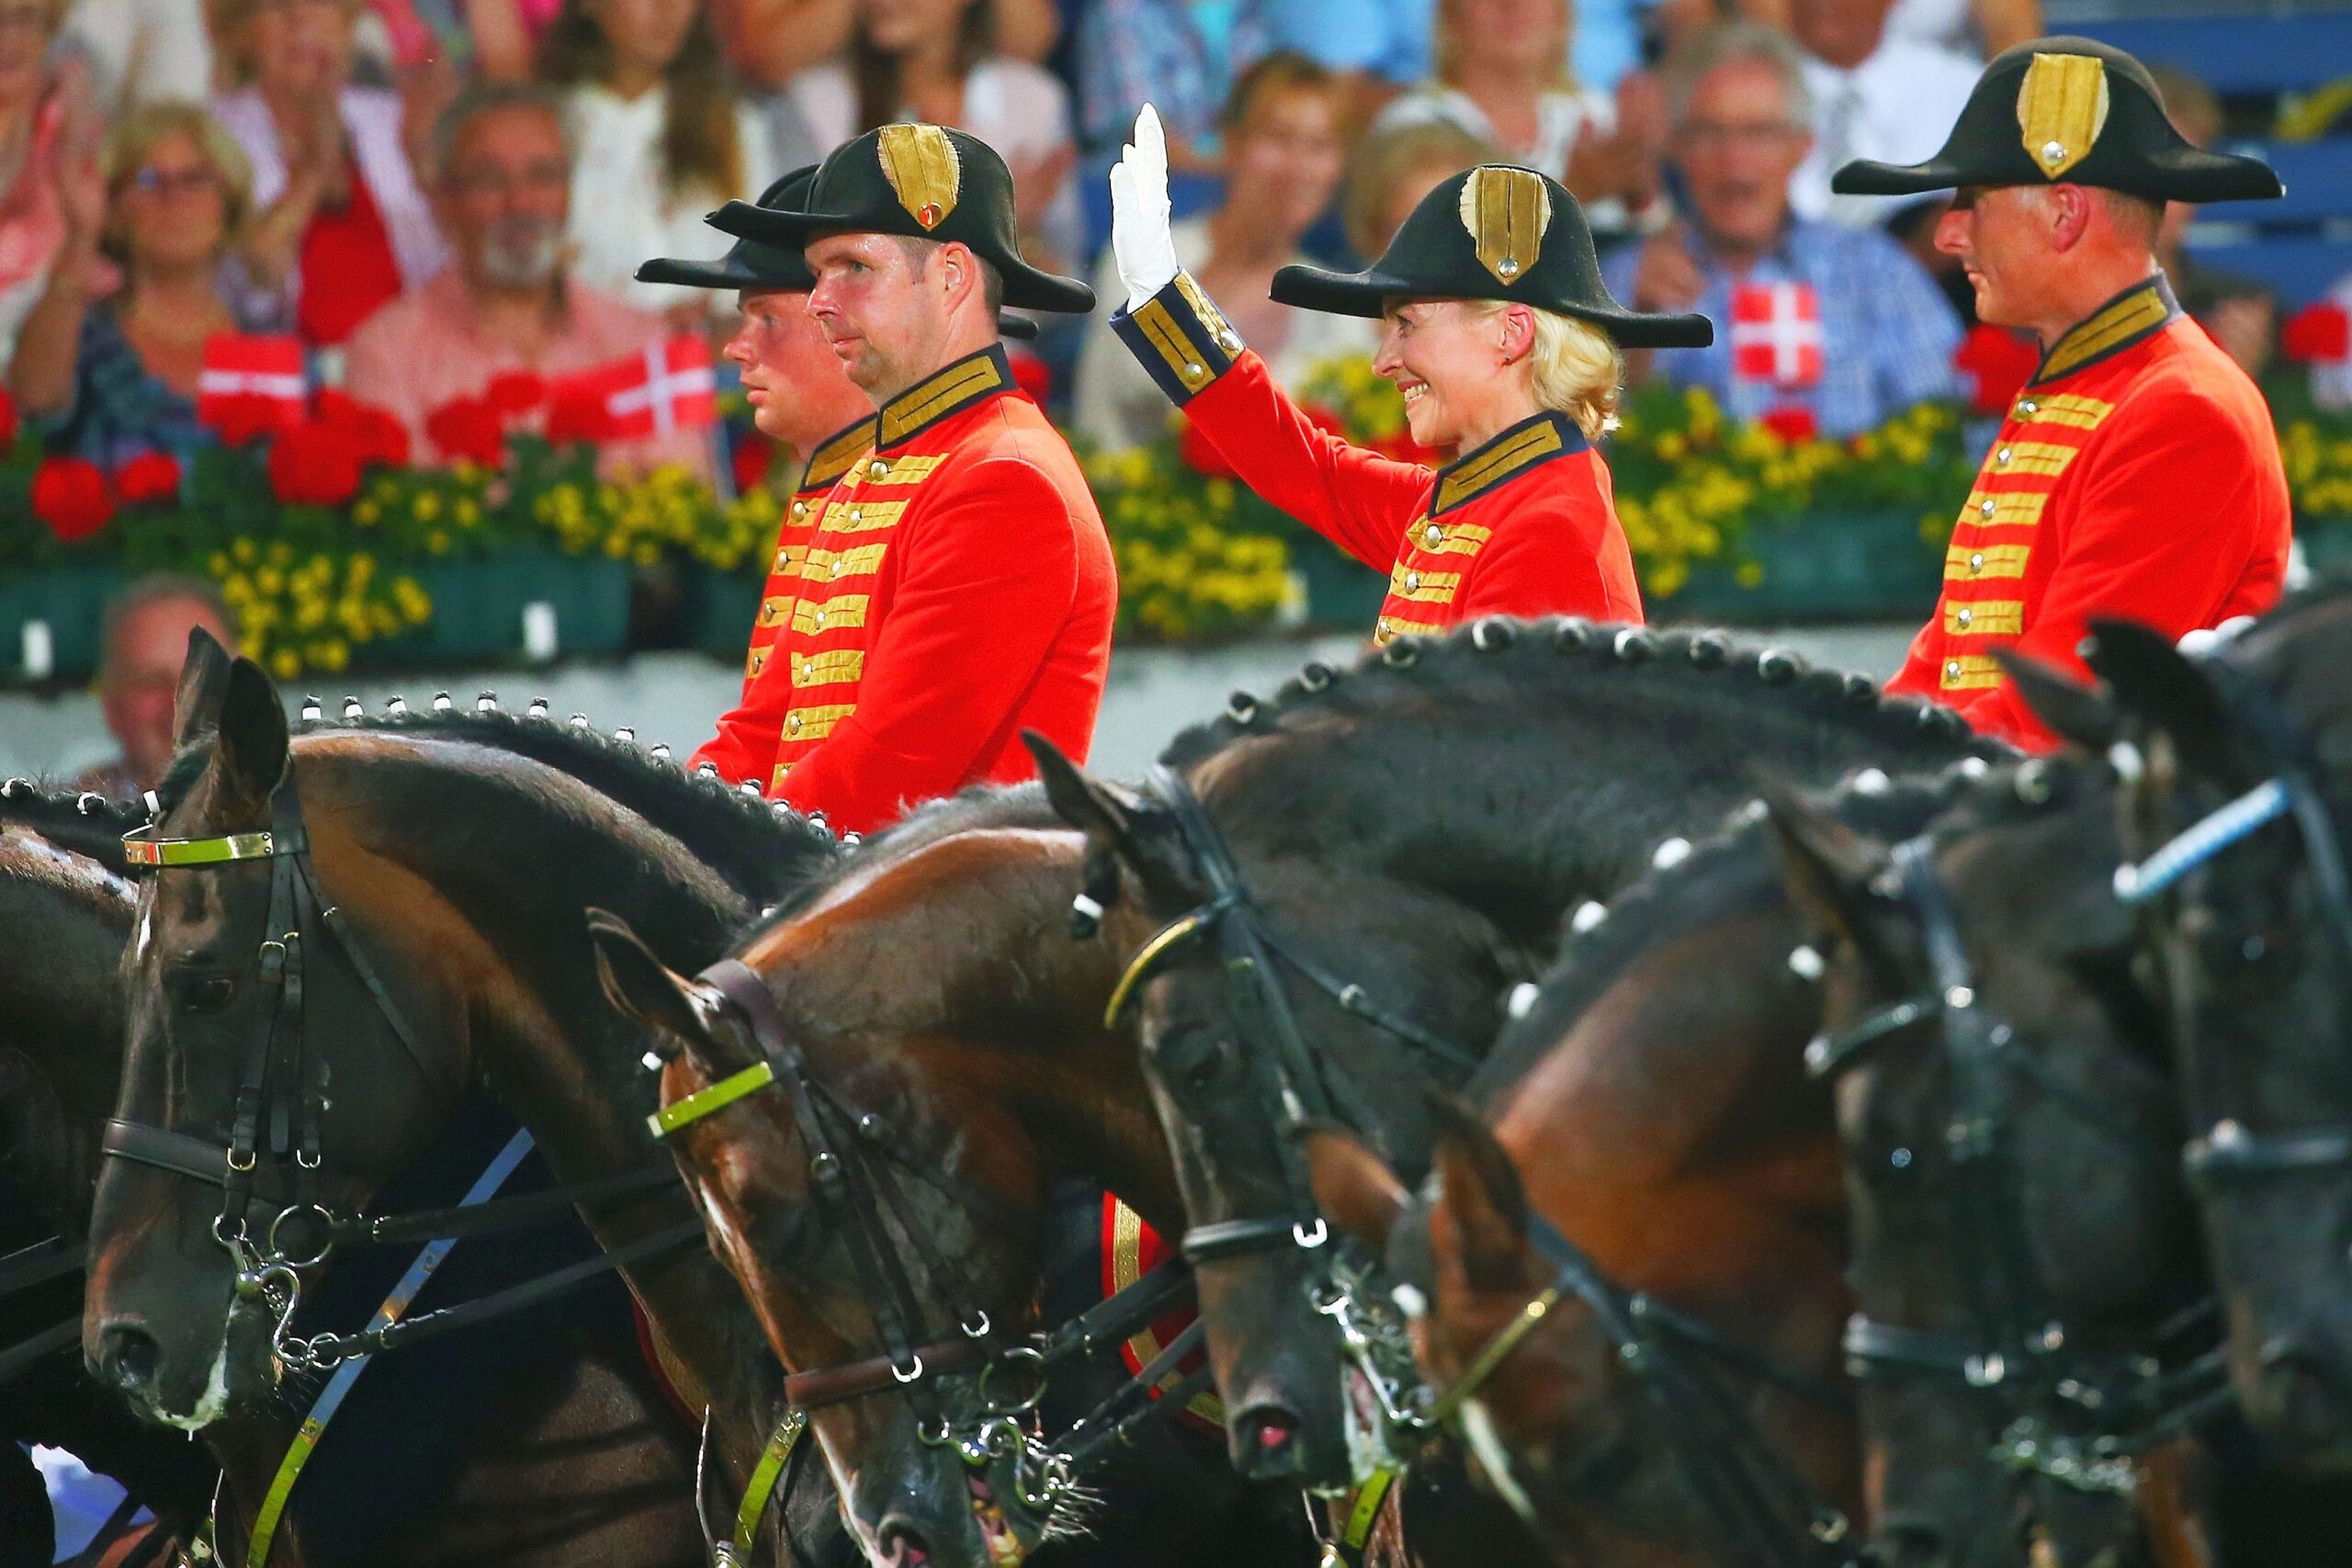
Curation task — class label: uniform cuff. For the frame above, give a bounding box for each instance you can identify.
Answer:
[1109,271,1246,407]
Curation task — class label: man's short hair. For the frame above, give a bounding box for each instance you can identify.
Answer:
[101,574,233,682]
[431,83,573,185]
[891,234,1006,318]
[1219,51,1337,134]
[2098,186,2166,241]
[1665,21,1815,130]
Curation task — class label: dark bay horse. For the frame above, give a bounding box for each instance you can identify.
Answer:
[1771,750,2219,1568]
[2074,588,2352,1465]
[1032,617,2000,1486]
[84,639,854,1564]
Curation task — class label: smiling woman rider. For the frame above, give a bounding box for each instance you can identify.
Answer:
[1106,105,1712,643]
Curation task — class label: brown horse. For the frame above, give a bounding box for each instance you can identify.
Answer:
[84,639,854,1564]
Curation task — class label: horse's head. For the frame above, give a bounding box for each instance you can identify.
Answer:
[592,888,1057,1568]
[1035,739,1511,1490]
[1771,748,2194,1568]
[87,637,461,1427]
[2089,609,2352,1466]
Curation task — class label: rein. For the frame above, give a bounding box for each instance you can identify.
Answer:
[1807,831,2233,1496]
[1103,766,1860,1563]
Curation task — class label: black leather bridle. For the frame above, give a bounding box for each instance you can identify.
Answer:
[1808,829,2233,1497]
[1104,765,1861,1566]
[2111,655,2352,1190]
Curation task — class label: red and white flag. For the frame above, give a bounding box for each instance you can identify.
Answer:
[1730,282,1825,389]
[197,334,307,434]
[546,338,718,443]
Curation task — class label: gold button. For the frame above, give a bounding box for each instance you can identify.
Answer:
[1185,362,1204,378]
[814,610,826,627]
[1946,660,1962,677]
[2018,399,2039,416]
[1996,447,2012,466]
[1968,552,1984,572]
[1980,500,1997,519]
[831,562,842,577]
[1377,617,1391,636]
[1423,524,1442,547]
[800,661,813,679]
[1406,571,1420,591]
[1957,608,1973,627]
[868,460,888,479]
[787,714,802,730]
[791,502,808,519]
[849,508,862,523]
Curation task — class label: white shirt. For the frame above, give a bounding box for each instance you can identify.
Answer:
[1071,217,1378,454]
[1794,39,1982,228]
[1884,0,1984,58]
[786,58,1084,271]
[60,0,212,116]
[563,83,777,315]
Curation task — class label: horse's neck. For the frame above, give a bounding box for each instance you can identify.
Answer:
[0,876,131,1229]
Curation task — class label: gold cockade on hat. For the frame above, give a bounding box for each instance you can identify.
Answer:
[2016,52,2110,181]
[876,123,961,230]
[1456,166,1549,287]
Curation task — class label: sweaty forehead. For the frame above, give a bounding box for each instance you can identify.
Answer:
[806,231,904,268]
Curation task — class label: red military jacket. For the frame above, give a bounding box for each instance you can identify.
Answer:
[1111,272,1644,643]
[1887,276,2290,750]
[741,417,876,686]
[694,346,1118,833]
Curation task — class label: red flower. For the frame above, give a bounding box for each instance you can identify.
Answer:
[2281,301,2351,365]
[31,457,113,540]
[1008,348,1052,406]
[424,396,505,468]
[1758,404,1819,445]
[543,385,608,448]
[315,389,413,468]
[732,435,773,493]
[484,371,547,416]
[209,392,281,447]
[1177,415,1239,479]
[0,384,17,447]
[1952,322,2039,417]
[115,451,182,504]
[266,420,367,507]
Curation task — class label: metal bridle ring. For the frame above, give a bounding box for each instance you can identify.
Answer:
[266,1202,338,1269]
[1294,1217,1329,1249]
[891,1353,926,1385]
[977,1345,1047,1416]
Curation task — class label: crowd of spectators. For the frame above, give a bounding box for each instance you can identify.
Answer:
[0,0,2334,484]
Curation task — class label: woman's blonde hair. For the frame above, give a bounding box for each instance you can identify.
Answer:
[211,0,362,86]
[1432,0,1574,92]
[101,102,254,263]
[1342,119,1500,263]
[1472,300,1623,440]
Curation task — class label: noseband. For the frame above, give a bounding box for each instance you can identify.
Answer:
[1809,826,2232,1496]
[2111,654,2352,1189]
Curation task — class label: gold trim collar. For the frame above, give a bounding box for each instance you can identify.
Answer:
[798,417,877,493]
[2030,275,2180,387]
[1431,412,1585,515]
[876,346,1015,450]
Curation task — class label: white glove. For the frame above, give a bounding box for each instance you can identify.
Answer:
[1109,104,1179,313]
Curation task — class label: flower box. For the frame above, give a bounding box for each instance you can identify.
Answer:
[682,564,766,661]
[386,550,634,665]
[0,563,129,682]
[1656,508,1943,624]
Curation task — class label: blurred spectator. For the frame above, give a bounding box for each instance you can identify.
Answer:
[10,104,254,466]
[537,0,775,320]
[2147,62,2274,380]
[1072,0,1265,170]
[1073,53,1371,452]
[1785,0,1975,227]
[0,0,84,360]
[1742,0,2040,57]
[58,0,212,116]
[1604,21,1959,434]
[1342,117,1500,262]
[213,0,448,348]
[343,83,713,476]
[73,575,236,799]
[718,0,1057,93]
[786,0,1080,269]
[1253,0,1430,129]
[1370,0,1657,231]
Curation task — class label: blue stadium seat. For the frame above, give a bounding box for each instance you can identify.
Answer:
[2183,233,2349,309]
[2065,12,2352,94]
[2210,141,2352,226]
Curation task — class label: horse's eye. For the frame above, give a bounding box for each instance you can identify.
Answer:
[181,976,236,1013]
[1182,1038,1238,1091]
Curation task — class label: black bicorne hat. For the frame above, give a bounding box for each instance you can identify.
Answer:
[1272,164,1712,350]
[639,164,1038,336]
[707,125,1094,315]
[1832,37,2282,203]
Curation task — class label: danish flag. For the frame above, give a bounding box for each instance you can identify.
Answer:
[196,334,308,434]
[1730,282,1825,389]
[546,338,718,442]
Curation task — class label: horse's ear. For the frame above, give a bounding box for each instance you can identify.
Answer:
[1425,1090,1532,1294]
[1305,1124,1411,1256]
[587,909,732,1071]
[1023,731,1196,908]
[2082,619,2234,766]
[1988,648,2117,752]
[173,626,234,750]
[212,658,288,810]
[1762,785,1890,953]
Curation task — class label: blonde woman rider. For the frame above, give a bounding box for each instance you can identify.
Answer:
[1106,105,1711,643]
